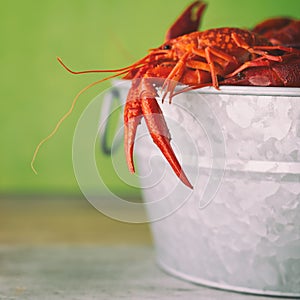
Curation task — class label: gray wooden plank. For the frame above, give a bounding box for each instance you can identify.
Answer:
[1,246,296,300]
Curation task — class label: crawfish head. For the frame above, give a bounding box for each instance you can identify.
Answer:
[132,27,274,92]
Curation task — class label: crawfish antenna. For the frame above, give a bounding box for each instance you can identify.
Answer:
[57,57,147,75]
[31,68,129,174]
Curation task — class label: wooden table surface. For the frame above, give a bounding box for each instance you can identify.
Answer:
[0,197,152,245]
[0,197,296,299]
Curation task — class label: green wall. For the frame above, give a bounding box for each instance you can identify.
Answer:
[1,0,300,197]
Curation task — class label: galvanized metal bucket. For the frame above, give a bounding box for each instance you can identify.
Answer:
[102,80,300,297]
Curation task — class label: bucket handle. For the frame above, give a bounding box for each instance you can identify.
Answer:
[99,87,123,155]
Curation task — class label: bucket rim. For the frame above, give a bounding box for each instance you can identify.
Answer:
[112,79,300,97]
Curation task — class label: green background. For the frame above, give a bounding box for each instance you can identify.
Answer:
[2,0,300,197]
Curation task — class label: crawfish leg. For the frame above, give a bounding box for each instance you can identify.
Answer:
[192,47,238,88]
[253,45,300,55]
[232,33,299,61]
[225,58,271,78]
[162,52,190,103]
[140,79,193,189]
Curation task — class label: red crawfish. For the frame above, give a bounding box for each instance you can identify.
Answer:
[118,9,299,188]
[31,1,300,189]
[253,17,300,48]
[222,54,300,87]
[222,17,300,86]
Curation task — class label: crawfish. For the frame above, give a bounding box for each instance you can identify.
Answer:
[222,17,300,86]
[222,54,300,87]
[31,1,300,189]
[253,17,300,48]
[118,21,299,188]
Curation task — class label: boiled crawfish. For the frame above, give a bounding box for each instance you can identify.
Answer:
[222,16,300,86]
[32,1,300,189]
[253,17,300,48]
[223,54,300,87]
[118,3,299,188]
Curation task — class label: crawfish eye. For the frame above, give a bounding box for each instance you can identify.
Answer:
[163,44,171,50]
[237,72,244,79]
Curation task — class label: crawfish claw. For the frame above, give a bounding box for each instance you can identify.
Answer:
[124,87,143,173]
[140,95,193,189]
[165,1,207,41]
